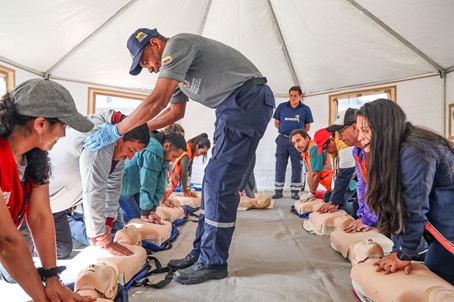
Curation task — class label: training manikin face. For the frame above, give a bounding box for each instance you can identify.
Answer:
[113,225,142,246]
[75,263,118,300]
[352,239,384,264]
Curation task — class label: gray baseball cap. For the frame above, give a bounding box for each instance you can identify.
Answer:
[10,78,94,132]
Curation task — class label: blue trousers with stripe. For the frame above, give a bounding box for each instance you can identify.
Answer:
[189,84,274,269]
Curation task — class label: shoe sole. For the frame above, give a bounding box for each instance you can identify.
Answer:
[168,261,197,270]
[174,271,228,285]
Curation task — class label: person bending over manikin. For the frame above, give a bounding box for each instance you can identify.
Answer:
[75,263,118,301]
[238,192,272,210]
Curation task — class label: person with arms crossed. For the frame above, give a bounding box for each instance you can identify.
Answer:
[272,86,313,200]
[83,28,275,285]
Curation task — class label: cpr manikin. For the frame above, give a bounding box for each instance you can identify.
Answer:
[123,218,172,246]
[238,192,272,210]
[172,194,201,208]
[75,263,118,301]
[62,227,149,285]
[156,199,185,222]
[293,198,324,214]
[330,228,393,262]
[350,242,454,302]
[302,203,348,235]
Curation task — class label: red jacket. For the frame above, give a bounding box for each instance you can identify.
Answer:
[0,138,34,227]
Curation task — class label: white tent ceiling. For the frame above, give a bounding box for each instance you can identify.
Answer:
[1,0,453,97]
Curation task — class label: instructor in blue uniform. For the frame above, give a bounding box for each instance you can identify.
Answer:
[272,86,313,200]
[83,28,275,285]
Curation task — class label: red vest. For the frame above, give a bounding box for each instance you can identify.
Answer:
[0,139,33,227]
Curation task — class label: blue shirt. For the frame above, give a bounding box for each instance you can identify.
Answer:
[273,101,313,135]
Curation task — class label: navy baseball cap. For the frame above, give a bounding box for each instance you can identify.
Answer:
[127,28,160,76]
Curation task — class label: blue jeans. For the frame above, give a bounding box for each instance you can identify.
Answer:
[68,211,124,246]
[119,195,141,224]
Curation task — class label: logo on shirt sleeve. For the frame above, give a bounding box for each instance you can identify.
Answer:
[162,56,172,65]
[2,191,11,206]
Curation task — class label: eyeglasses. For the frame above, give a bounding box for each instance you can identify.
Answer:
[323,139,331,151]
[338,125,351,135]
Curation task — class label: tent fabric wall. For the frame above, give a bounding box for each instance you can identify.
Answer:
[1,0,453,95]
[1,1,453,189]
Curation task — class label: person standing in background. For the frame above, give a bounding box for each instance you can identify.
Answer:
[272,86,313,200]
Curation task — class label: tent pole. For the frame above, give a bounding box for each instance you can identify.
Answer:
[0,57,43,77]
[346,0,446,77]
[44,0,138,76]
[198,0,213,35]
[265,0,299,87]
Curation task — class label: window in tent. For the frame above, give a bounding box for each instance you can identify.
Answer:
[87,87,146,115]
[0,64,16,96]
[328,86,396,124]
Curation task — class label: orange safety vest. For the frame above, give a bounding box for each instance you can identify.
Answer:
[301,140,333,191]
[353,153,368,182]
[165,142,195,199]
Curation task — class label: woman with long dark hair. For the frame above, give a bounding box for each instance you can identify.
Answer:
[166,133,211,198]
[357,98,454,285]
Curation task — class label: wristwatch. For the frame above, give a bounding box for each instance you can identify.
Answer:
[396,251,416,261]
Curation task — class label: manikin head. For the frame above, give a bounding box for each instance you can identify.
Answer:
[113,225,142,246]
[352,239,384,264]
[75,263,118,300]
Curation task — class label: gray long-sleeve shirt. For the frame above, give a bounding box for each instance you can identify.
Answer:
[49,110,124,238]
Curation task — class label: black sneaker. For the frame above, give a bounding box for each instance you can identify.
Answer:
[168,254,198,270]
[173,262,228,285]
[291,192,299,200]
[272,191,283,199]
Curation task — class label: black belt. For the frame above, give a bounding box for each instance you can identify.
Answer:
[279,133,289,138]
[236,77,267,93]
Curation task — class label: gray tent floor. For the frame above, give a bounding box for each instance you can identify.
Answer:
[129,192,357,302]
[0,192,358,302]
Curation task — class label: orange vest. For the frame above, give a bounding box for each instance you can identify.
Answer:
[301,140,333,191]
[165,142,195,198]
[353,153,368,182]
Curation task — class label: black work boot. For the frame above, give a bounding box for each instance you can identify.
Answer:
[173,262,228,285]
[272,191,283,199]
[168,254,198,270]
[291,191,300,200]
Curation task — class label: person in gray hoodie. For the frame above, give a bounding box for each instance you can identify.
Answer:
[47,110,149,258]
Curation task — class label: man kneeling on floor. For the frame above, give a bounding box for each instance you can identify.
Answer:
[47,110,149,258]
